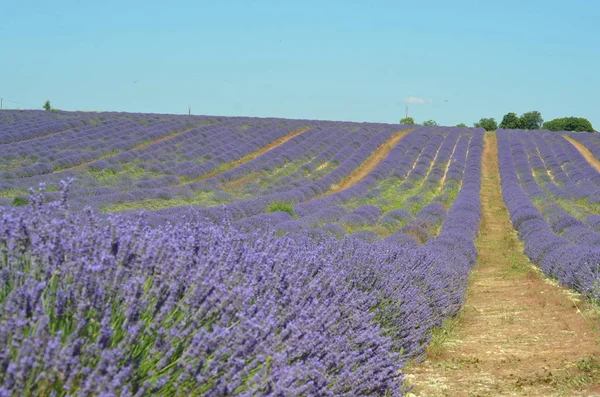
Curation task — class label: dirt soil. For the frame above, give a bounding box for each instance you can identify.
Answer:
[320,128,413,196]
[406,132,600,397]
[187,126,312,184]
[64,125,203,171]
[16,126,75,144]
[564,136,600,174]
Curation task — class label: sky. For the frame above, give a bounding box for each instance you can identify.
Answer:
[1,0,599,128]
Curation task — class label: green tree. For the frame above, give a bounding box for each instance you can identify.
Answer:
[499,112,521,129]
[519,111,543,130]
[399,117,415,124]
[422,120,437,126]
[43,100,52,111]
[456,123,468,128]
[543,117,595,132]
[474,118,498,131]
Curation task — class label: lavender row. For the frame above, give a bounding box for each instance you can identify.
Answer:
[0,127,484,394]
[568,132,600,163]
[70,123,409,213]
[497,129,600,300]
[113,119,311,181]
[199,123,399,191]
[524,131,600,197]
[292,127,440,217]
[291,128,474,242]
[0,171,481,395]
[0,117,303,186]
[1,113,411,214]
[509,131,600,247]
[0,111,311,195]
[127,126,478,245]
[514,130,600,231]
[0,110,100,144]
[288,128,439,240]
[0,115,216,182]
[237,127,481,251]
[80,122,401,205]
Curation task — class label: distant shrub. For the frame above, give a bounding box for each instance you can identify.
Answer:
[519,111,543,130]
[499,111,544,130]
[499,112,521,129]
[474,118,498,131]
[543,117,594,132]
[267,201,296,217]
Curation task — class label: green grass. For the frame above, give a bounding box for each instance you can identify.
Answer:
[345,175,459,215]
[82,162,162,185]
[529,153,600,221]
[266,201,296,217]
[0,188,30,199]
[499,257,532,280]
[0,156,39,172]
[425,315,462,358]
[11,197,28,206]
[101,190,230,213]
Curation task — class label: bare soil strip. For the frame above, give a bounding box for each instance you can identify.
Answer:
[130,128,197,151]
[438,134,462,188]
[56,126,205,172]
[564,135,600,173]
[534,145,556,182]
[406,132,600,397]
[223,172,260,191]
[318,129,413,196]
[185,126,312,184]
[10,126,75,145]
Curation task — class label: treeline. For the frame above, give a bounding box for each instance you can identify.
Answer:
[401,112,595,133]
[471,111,595,132]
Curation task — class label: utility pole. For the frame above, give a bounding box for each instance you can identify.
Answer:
[188,105,191,116]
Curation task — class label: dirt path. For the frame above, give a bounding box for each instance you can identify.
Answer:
[438,133,462,187]
[564,135,600,173]
[319,128,413,196]
[406,132,600,397]
[183,126,312,184]
[8,126,74,145]
[58,125,206,172]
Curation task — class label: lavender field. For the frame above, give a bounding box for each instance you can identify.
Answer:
[1,110,599,395]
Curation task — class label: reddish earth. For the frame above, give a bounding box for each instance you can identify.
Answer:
[61,125,203,171]
[186,126,312,184]
[319,128,414,196]
[564,135,600,174]
[14,126,75,144]
[406,132,600,397]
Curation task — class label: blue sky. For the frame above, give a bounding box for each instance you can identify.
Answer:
[1,0,599,127]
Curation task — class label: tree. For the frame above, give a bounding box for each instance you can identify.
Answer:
[543,117,595,132]
[474,118,498,131]
[43,100,52,111]
[399,117,415,124]
[422,120,437,126]
[519,111,543,130]
[499,112,521,129]
[456,123,468,128]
